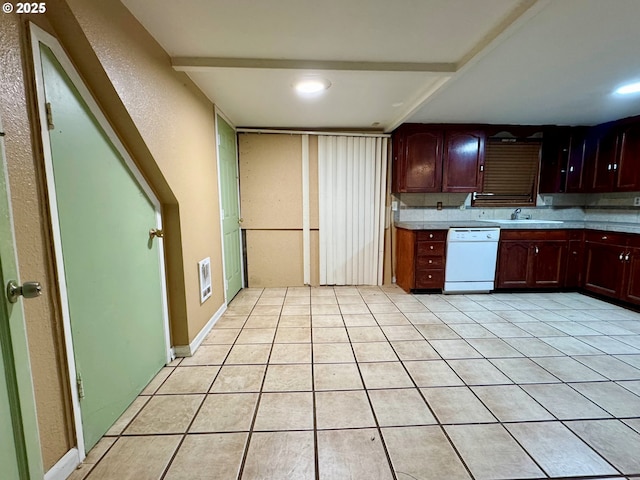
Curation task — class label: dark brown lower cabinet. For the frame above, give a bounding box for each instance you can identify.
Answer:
[584,241,626,297]
[396,228,446,292]
[565,235,584,288]
[623,247,640,304]
[394,227,640,307]
[496,240,530,288]
[583,230,640,304]
[496,230,568,289]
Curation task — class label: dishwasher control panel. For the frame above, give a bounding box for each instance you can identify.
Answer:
[448,228,500,242]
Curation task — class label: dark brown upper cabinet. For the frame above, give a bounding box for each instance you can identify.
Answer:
[392,125,485,193]
[585,118,640,193]
[565,128,590,192]
[588,123,620,192]
[616,122,640,191]
[539,127,569,194]
[392,126,442,193]
[539,126,589,193]
[442,130,485,192]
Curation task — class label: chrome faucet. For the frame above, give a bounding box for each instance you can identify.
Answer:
[511,208,522,220]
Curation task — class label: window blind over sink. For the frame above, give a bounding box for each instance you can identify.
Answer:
[474,140,541,206]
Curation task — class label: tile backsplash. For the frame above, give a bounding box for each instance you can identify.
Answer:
[394,192,640,224]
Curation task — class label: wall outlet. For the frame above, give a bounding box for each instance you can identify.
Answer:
[634,197,640,207]
[391,201,398,211]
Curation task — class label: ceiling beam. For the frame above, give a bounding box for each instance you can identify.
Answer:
[172,57,457,73]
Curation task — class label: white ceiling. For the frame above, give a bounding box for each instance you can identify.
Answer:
[122,0,640,131]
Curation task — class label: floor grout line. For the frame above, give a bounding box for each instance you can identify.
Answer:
[81,288,640,480]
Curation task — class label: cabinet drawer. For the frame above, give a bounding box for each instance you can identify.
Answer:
[584,230,628,245]
[415,269,444,289]
[416,231,447,242]
[417,242,445,256]
[416,256,444,269]
[500,229,568,241]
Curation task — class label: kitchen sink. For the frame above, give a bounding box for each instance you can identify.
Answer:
[491,219,564,224]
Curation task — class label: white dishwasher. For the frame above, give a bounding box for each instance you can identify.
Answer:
[444,227,500,293]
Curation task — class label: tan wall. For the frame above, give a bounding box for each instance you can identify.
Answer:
[240,133,303,229]
[239,132,392,287]
[1,0,228,470]
[240,133,321,286]
[0,14,74,469]
[55,0,225,344]
[245,230,304,287]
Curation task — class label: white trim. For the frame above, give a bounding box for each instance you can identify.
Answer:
[302,135,310,285]
[44,448,80,480]
[29,23,172,458]
[173,302,227,357]
[214,107,245,302]
[237,128,390,138]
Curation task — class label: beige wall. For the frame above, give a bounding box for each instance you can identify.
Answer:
[1,0,227,470]
[55,0,225,344]
[239,132,390,287]
[240,133,321,286]
[0,14,74,469]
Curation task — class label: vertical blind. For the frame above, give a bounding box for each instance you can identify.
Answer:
[318,136,388,285]
[473,140,541,206]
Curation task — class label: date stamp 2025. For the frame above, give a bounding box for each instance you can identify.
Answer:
[3,2,47,14]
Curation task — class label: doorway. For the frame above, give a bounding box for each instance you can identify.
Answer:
[216,112,243,302]
[31,26,170,455]
[0,114,44,479]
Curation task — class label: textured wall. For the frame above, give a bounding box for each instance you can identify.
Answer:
[238,132,393,287]
[0,14,74,470]
[239,133,323,286]
[1,0,229,470]
[57,0,225,344]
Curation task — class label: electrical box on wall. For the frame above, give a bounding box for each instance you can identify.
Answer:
[198,257,212,303]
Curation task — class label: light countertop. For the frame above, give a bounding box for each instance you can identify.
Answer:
[394,220,640,235]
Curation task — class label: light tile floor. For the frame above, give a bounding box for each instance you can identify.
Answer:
[73,287,640,480]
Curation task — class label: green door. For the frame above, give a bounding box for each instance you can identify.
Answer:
[0,120,43,478]
[38,44,167,451]
[217,115,243,301]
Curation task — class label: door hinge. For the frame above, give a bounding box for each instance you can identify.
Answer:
[76,373,85,399]
[45,102,54,130]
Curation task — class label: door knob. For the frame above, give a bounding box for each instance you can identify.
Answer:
[149,228,164,239]
[6,280,42,304]
[238,218,244,225]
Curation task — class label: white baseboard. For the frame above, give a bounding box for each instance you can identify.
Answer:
[173,302,227,357]
[45,448,80,480]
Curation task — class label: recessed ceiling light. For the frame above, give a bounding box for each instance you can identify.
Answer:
[294,77,331,95]
[614,81,640,95]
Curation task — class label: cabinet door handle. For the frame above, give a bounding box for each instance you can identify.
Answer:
[430,245,434,250]
[601,236,608,240]
[614,163,618,171]
[428,274,432,279]
[569,165,574,172]
[625,252,630,262]
[429,233,434,238]
[534,246,539,255]
[619,252,625,261]
[607,164,612,171]
[479,165,484,172]
[428,260,433,264]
